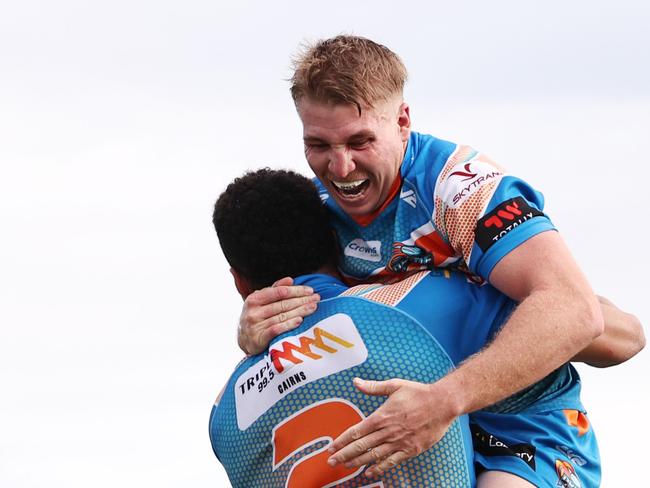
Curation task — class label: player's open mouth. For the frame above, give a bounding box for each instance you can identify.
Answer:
[331,179,370,198]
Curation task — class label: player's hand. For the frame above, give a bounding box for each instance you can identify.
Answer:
[326,377,457,478]
[237,277,321,355]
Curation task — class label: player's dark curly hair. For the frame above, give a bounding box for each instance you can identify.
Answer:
[213,168,338,289]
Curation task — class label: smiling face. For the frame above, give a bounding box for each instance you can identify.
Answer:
[297,96,411,217]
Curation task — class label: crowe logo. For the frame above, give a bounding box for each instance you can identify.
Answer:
[235,314,368,430]
[270,326,354,373]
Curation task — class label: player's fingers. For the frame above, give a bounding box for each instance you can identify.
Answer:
[272,276,294,287]
[327,429,387,466]
[247,285,315,309]
[263,317,303,344]
[346,444,394,469]
[265,294,320,318]
[353,377,400,396]
[364,451,407,478]
[244,289,316,325]
[261,299,319,329]
[327,417,379,456]
[242,300,319,354]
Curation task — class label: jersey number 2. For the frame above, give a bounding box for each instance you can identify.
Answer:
[272,399,383,488]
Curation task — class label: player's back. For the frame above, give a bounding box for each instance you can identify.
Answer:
[210,292,475,487]
[345,269,584,414]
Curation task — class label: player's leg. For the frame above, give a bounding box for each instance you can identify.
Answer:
[477,470,536,487]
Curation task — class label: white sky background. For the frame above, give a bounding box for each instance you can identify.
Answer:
[1,0,648,486]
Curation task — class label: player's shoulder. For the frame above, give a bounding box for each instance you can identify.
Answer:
[403,132,458,178]
[341,269,472,307]
[432,145,506,208]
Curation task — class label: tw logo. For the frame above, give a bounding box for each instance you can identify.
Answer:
[482,200,523,229]
[270,327,354,373]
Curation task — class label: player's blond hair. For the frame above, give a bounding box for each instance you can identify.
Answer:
[290,35,408,112]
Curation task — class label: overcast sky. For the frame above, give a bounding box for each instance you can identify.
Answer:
[1,1,649,486]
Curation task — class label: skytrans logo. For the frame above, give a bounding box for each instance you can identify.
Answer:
[234,314,368,430]
[437,159,504,208]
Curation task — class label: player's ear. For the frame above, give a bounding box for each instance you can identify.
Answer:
[397,101,411,142]
[230,268,253,299]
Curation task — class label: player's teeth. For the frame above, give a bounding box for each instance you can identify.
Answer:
[333,180,367,190]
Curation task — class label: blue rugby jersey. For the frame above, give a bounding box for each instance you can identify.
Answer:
[210,272,584,487]
[210,273,476,488]
[317,131,555,283]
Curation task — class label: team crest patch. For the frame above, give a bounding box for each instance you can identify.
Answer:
[388,243,432,273]
[555,459,582,488]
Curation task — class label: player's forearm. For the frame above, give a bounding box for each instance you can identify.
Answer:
[571,295,645,367]
[432,286,603,416]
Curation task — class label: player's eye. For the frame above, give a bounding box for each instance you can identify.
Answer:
[305,142,328,151]
[349,138,372,150]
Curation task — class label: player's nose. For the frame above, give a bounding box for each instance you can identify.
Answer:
[328,148,355,178]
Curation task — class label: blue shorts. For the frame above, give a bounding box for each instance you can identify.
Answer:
[470,409,600,487]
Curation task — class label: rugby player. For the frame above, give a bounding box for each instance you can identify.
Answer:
[210,169,479,486]
[234,36,644,486]
[212,169,640,487]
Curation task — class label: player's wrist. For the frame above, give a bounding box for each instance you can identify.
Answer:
[426,375,467,420]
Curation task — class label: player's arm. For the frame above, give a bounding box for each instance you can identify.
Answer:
[326,230,605,477]
[237,277,320,355]
[573,295,645,367]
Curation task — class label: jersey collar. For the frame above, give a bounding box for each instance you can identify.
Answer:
[294,274,348,299]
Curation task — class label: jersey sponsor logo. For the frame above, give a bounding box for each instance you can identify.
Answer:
[344,238,382,262]
[555,459,582,488]
[471,423,536,470]
[438,160,503,208]
[556,445,587,467]
[399,188,417,208]
[234,314,368,430]
[475,197,544,252]
[449,162,478,181]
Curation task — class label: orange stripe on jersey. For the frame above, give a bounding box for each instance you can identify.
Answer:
[351,174,402,227]
[339,283,382,297]
[563,409,590,437]
[359,271,430,306]
[414,231,456,266]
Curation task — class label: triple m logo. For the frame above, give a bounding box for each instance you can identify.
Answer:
[235,315,368,428]
[270,327,354,373]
